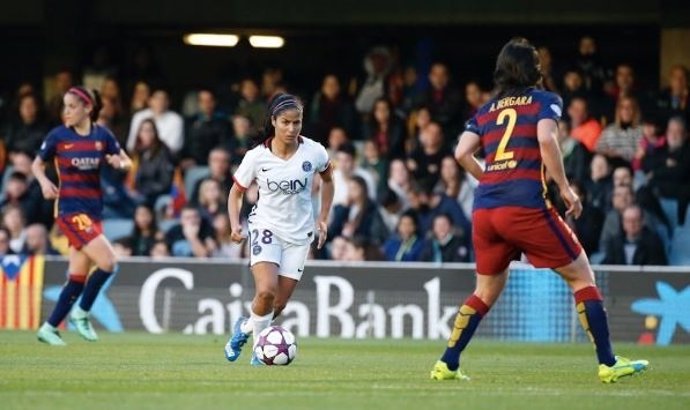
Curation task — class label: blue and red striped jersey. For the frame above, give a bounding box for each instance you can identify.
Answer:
[465,88,562,210]
[38,125,121,217]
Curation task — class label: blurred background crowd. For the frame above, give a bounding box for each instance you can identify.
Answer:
[0,34,689,265]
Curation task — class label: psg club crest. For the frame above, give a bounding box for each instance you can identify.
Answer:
[302,161,312,172]
[252,245,262,256]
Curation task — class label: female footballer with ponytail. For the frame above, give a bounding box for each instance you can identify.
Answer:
[34,86,132,345]
[224,93,334,365]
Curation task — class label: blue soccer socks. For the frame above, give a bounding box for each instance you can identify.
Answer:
[441,294,490,371]
[575,286,616,367]
[47,275,85,327]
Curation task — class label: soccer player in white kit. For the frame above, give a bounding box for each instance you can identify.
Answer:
[224,93,334,365]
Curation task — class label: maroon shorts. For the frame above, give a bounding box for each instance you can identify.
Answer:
[472,206,582,275]
[56,213,103,250]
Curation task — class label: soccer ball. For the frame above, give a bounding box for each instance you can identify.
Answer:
[254,326,297,365]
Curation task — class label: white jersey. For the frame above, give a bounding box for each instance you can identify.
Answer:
[234,136,330,244]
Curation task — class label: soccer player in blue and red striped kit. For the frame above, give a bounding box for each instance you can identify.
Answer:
[430,38,649,383]
[34,86,132,345]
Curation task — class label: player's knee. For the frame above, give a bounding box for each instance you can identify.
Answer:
[256,290,276,305]
[98,255,118,273]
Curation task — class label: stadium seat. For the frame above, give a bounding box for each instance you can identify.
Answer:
[654,224,672,256]
[158,218,178,234]
[659,198,679,230]
[154,194,172,215]
[184,166,210,200]
[669,227,690,266]
[102,218,134,242]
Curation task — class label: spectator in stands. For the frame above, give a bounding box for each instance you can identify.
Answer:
[308,74,358,144]
[2,204,26,253]
[436,155,475,219]
[387,159,412,209]
[97,96,128,147]
[598,184,636,255]
[46,69,74,125]
[568,96,602,152]
[633,116,665,172]
[165,205,216,257]
[602,205,667,266]
[190,147,233,205]
[596,96,643,168]
[112,237,134,258]
[415,62,463,138]
[0,227,14,256]
[129,80,151,114]
[560,68,587,120]
[462,81,485,122]
[129,204,161,256]
[102,161,137,219]
[150,240,171,259]
[127,88,184,154]
[574,36,607,94]
[344,235,384,261]
[383,210,425,262]
[360,140,389,198]
[326,126,349,158]
[585,153,612,212]
[328,235,349,261]
[656,64,690,126]
[563,181,604,256]
[181,89,230,168]
[0,171,41,221]
[420,213,470,263]
[228,114,253,166]
[329,175,389,246]
[355,46,392,116]
[131,119,174,207]
[365,97,406,158]
[196,179,225,220]
[22,223,58,255]
[604,64,653,123]
[612,166,634,189]
[2,93,48,155]
[646,116,690,225]
[261,67,283,100]
[234,78,265,130]
[406,182,434,234]
[386,64,419,114]
[558,119,591,183]
[407,122,452,188]
[379,187,404,233]
[7,151,53,227]
[411,105,432,146]
[211,213,241,259]
[332,142,376,206]
[537,46,559,92]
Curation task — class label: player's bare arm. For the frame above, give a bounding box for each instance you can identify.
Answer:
[537,119,582,218]
[227,183,246,243]
[317,163,335,249]
[454,131,484,180]
[31,156,59,200]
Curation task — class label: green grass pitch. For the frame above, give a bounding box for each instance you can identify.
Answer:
[1,331,689,410]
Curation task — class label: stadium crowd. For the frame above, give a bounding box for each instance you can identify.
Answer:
[1,36,689,265]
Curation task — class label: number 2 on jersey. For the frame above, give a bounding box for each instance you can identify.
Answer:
[495,108,517,161]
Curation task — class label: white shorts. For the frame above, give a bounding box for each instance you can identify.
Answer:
[247,224,310,281]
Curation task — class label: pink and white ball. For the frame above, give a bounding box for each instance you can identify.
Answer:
[254,326,298,365]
